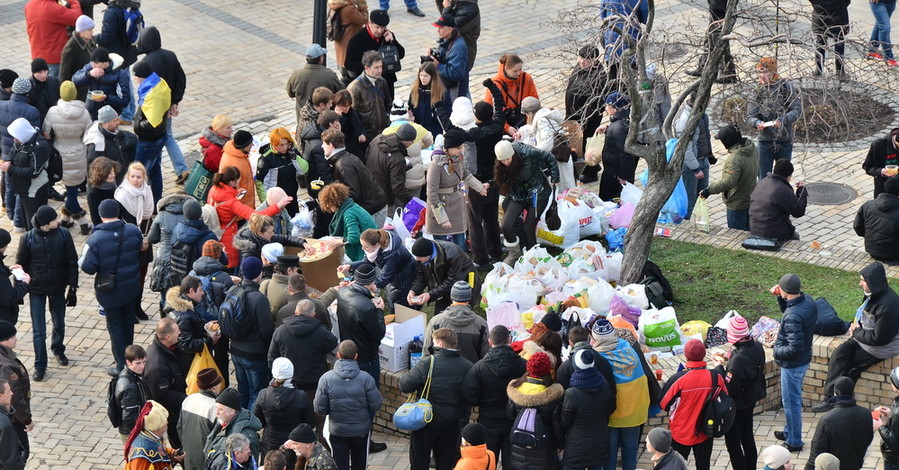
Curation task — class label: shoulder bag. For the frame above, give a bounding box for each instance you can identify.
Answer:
[393,356,434,431]
[95,227,124,293]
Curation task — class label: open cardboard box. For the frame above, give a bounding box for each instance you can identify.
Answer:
[379,304,426,373]
[284,238,346,292]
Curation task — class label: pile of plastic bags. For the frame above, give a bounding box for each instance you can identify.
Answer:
[536,187,617,249]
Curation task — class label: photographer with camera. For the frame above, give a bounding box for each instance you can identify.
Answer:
[427,14,469,103]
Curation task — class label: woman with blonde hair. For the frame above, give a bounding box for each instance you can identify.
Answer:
[199,114,233,173]
[409,61,449,137]
[254,127,307,215]
[317,182,376,262]
[114,161,155,320]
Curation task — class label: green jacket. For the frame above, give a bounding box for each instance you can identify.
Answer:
[329,198,377,262]
[707,138,759,211]
[506,141,560,204]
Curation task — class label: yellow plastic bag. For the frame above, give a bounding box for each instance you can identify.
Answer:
[584,135,605,166]
[186,344,222,395]
[680,320,712,341]
[693,197,710,232]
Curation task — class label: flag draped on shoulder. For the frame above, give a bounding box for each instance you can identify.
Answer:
[137,72,171,128]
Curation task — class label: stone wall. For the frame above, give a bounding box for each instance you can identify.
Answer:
[373,333,899,436]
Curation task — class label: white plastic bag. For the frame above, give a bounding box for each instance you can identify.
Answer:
[290,204,314,238]
[480,263,514,309]
[536,203,581,249]
[620,182,643,206]
[587,280,616,315]
[388,208,411,240]
[715,310,740,329]
[615,284,649,310]
[597,252,623,283]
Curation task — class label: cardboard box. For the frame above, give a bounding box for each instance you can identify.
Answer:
[379,305,426,372]
[285,239,346,292]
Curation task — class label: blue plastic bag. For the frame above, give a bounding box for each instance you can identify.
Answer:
[606,227,627,252]
[640,139,687,224]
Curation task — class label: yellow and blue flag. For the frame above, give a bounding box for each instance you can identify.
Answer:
[137,72,172,128]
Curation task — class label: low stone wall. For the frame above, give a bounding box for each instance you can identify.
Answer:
[373,333,898,436]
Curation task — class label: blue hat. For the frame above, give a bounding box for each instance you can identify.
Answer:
[241,256,264,280]
[591,318,614,339]
[605,92,630,109]
[306,43,327,59]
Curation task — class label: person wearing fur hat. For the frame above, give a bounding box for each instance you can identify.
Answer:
[27,59,60,123]
[204,387,263,460]
[3,117,51,231]
[746,57,802,180]
[60,15,97,100]
[749,158,808,241]
[253,357,316,458]
[124,400,184,470]
[42,80,92,231]
[698,124,758,231]
[493,139,559,263]
[176,367,221,470]
[255,128,307,215]
[760,445,793,470]
[506,351,564,470]
[71,47,131,120]
[559,349,612,470]
[282,422,338,470]
[769,273,818,452]
[422,281,489,364]
[659,339,728,470]
[15,205,77,381]
[407,237,474,315]
[645,427,688,470]
[710,313,766,470]
[0,320,33,463]
[805,377,873,470]
[855,177,899,262]
[597,91,637,202]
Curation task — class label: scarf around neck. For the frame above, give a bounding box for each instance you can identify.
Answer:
[115,181,154,223]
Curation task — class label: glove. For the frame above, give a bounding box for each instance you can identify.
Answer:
[707,155,718,165]
[482,78,497,89]
[66,287,77,307]
[699,188,711,199]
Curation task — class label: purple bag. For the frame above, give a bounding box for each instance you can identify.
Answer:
[402,197,427,232]
[609,295,641,327]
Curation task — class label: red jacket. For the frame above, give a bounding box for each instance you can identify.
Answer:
[25,0,82,63]
[207,183,279,268]
[659,361,728,446]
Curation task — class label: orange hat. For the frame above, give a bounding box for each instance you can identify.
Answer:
[757,57,781,81]
[202,240,223,259]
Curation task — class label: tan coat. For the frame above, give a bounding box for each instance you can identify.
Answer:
[425,151,484,236]
[328,0,369,67]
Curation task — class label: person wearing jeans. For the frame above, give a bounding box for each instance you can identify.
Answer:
[746,57,802,179]
[228,256,275,411]
[700,124,759,232]
[131,60,168,204]
[770,273,818,451]
[16,205,78,382]
[869,0,898,65]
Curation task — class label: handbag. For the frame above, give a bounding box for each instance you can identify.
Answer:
[543,185,561,231]
[95,227,124,293]
[393,356,434,431]
[186,344,223,394]
[184,160,214,203]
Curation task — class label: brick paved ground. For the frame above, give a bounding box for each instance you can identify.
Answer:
[1,0,899,468]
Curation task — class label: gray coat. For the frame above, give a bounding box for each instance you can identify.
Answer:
[148,193,191,291]
[746,79,803,143]
[314,359,382,437]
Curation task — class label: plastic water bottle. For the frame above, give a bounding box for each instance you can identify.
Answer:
[409,335,424,369]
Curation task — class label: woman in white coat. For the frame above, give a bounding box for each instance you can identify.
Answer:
[42,80,92,233]
[520,96,575,191]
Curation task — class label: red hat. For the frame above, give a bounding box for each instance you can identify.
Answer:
[684,339,706,361]
[526,352,552,378]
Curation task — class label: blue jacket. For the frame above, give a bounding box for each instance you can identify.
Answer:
[171,219,218,264]
[437,33,469,99]
[0,95,41,159]
[79,219,144,309]
[349,229,416,293]
[94,2,140,66]
[773,293,818,368]
[600,0,648,59]
[71,62,132,119]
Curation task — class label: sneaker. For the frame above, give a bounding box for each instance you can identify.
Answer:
[407,6,425,16]
[55,353,69,366]
[868,52,885,60]
[774,430,787,441]
[888,59,899,67]
[105,366,120,377]
[783,442,804,452]
[811,401,834,412]
[32,369,45,382]
[368,441,387,453]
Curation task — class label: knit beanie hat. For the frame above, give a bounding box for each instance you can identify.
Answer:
[75,14,95,33]
[241,256,264,280]
[778,273,801,295]
[461,423,486,446]
[216,388,241,411]
[760,445,791,469]
[131,60,152,78]
[0,230,10,250]
[261,243,284,264]
[34,205,57,227]
[182,199,202,221]
[390,99,409,120]
[233,130,254,149]
[288,423,317,443]
[727,313,750,344]
[31,58,49,74]
[521,96,541,114]
[411,238,435,258]
[91,47,110,63]
[271,357,294,381]
[8,118,36,143]
[474,101,493,122]
[59,80,77,102]
[396,123,417,141]
[450,281,472,302]
[684,339,706,361]
[526,352,552,378]
[0,321,16,342]
[833,376,855,396]
[98,105,119,124]
[354,263,377,286]
[604,91,629,109]
[541,312,562,332]
[886,176,899,196]
[98,199,120,219]
[443,129,466,149]
[0,70,17,90]
[495,140,514,161]
[773,159,794,178]
[10,78,30,96]
[591,318,615,341]
[202,240,223,259]
[814,453,840,470]
[715,124,742,150]
[647,428,672,453]
[577,45,600,59]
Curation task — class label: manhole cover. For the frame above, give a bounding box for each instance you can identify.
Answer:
[804,182,857,205]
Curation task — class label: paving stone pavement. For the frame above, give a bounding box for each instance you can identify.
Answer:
[2,0,899,468]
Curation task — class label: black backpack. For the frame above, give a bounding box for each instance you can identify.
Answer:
[106,376,122,428]
[45,144,64,184]
[696,370,736,438]
[641,276,668,310]
[168,238,197,288]
[218,285,250,339]
[642,260,673,303]
[510,407,549,449]
[379,42,402,74]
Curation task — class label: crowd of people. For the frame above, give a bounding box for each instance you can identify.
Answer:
[5,0,899,469]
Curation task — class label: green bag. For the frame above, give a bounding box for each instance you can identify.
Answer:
[639,307,683,349]
[184,160,213,203]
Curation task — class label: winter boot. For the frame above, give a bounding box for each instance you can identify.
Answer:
[503,238,522,266]
[59,207,74,228]
[73,211,91,235]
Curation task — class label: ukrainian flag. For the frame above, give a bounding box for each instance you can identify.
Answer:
[137,72,172,128]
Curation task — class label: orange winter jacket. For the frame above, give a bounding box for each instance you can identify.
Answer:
[484,62,539,132]
[454,444,496,470]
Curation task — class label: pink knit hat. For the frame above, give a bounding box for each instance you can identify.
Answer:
[727,314,750,344]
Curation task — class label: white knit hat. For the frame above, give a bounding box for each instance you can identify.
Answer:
[7,118,36,143]
[271,357,294,381]
[495,140,514,161]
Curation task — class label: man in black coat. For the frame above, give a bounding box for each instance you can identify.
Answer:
[598,92,638,202]
[805,377,873,470]
[335,263,386,387]
[462,325,526,470]
[27,59,59,123]
[863,128,899,197]
[0,230,29,326]
[400,328,473,470]
[0,379,24,470]
[749,159,808,241]
[566,46,608,184]
[230,257,276,411]
[275,274,330,329]
[855,176,899,263]
[323,129,389,223]
[115,345,149,440]
[407,238,473,316]
[143,317,187,448]
[560,350,613,470]
[15,205,77,381]
[344,10,405,100]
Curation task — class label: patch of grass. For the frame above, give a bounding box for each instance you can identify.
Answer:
[650,238,864,324]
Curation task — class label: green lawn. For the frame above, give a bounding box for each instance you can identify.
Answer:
[649,238,866,324]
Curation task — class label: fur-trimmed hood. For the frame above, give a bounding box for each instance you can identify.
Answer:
[165,286,194,312]
[232,228,260,254]
[506,380,564,407]
[156,192,192,213]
